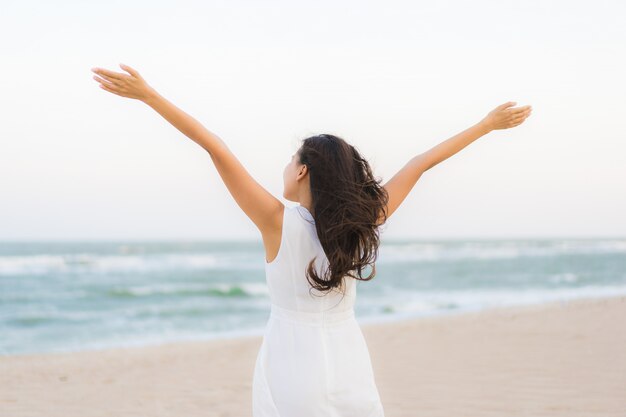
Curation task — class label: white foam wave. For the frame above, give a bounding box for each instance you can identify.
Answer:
[377,239,626,263]
[362,284,626,321]
[0,253,228,275]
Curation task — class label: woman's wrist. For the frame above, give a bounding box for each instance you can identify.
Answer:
[143,87,161,106]
[476,119,493,135]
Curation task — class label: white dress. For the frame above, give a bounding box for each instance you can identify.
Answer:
[252,204,385,417]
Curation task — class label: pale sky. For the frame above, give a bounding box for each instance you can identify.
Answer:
[1,0,624,241]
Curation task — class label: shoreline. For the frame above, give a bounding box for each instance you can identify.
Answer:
[2,293,624,359]
[2,294,625,416]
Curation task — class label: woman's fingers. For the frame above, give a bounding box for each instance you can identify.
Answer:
[511,109,531,119]
[92,72,125,88]
[510,105,531,115]
[99,82,125,97]
[92,74,119,88]
[497,101,517,111]
[91,67,126,81]
[119,63,140,78]
[483,102,532,130]
[505,107,531,119]
[93,74,126,97]
[507,108,531,122]
[510,112,531,126]
[510,113,529,124]
[91,64,151,101]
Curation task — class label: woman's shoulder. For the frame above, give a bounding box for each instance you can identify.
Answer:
[293,205,314,223]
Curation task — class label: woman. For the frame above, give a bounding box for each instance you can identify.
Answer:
[91,64,532,416]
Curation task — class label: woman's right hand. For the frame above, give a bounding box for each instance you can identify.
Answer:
[91,63,156,102]
[479,101,532,132]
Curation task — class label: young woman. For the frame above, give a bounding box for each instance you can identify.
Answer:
[91,63,532,416]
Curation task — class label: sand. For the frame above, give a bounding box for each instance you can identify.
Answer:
[1,295,625,417]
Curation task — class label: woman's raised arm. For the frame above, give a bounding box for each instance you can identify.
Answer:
[91,64,283,235]
[377,101,532,225]
[420,101,532,172]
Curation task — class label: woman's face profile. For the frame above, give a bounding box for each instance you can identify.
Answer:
[283,150,305,202]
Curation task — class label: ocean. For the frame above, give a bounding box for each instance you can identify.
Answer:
[1,238,625,356]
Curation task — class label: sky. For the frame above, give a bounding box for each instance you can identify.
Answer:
[1,0,624,241]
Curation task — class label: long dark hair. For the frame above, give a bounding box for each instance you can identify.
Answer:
[297,134,389,296]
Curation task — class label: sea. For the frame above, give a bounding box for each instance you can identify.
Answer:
[1,238,625,356]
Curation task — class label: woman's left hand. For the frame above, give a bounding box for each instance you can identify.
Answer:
[91,63,155,102]
[479,101,532,132]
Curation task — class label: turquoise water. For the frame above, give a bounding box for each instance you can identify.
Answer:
[1,238,625,356]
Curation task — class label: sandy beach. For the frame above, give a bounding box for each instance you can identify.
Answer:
[1,295,625,417]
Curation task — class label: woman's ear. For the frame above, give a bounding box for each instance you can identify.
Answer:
[297,164,308,181]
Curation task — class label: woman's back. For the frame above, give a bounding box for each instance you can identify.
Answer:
[253,204,385,417]
[264,204,357,315]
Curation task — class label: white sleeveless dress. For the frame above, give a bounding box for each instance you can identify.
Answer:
[252,204,385,417]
